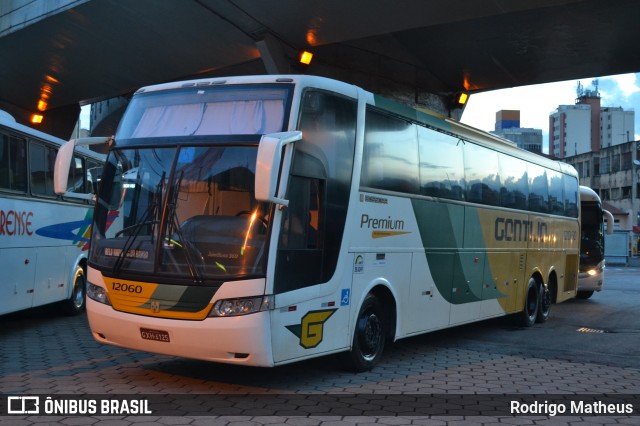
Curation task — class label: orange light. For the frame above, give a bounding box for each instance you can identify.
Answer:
[456,92,469,106]
[31,114,44,124]
[299,51,313,65]
[37,100,48,111]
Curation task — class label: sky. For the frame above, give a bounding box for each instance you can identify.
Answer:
[460,73,640,153]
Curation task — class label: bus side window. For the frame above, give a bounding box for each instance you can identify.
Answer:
[464,143,500,206]
[564,176,579,218]
[67,156,86,194]
[499,155,528,210]
[0,132,27,192]
[361,109,419,194]
[29,142,57,197]
[87,159,102,194]
[528,164,549,213]
[548,170,565,215]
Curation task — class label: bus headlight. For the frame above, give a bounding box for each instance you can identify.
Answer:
[210,295,273,317]
[87,282,112,306]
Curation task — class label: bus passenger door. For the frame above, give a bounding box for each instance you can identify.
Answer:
[270,175,349,364]
[0,248,37,315]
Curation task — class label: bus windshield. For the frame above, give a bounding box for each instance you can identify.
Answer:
[91,144,269,283]
[117,84,290,139]
[580,202,604,269]
[88,83,293,284]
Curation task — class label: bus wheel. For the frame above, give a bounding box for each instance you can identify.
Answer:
[577,290,594,299]
[344,294,386,372]
[536,283,551,323]
[519,278,539,327]
[60,266,86,316]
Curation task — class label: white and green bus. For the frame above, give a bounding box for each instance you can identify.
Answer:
[54,75,580,371]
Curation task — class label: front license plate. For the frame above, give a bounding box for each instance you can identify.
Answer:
[140,327,170,342]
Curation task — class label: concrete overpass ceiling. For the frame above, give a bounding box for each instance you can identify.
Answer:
[1,0,639,137]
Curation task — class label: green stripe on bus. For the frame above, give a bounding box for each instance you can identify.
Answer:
[411,199,506,304]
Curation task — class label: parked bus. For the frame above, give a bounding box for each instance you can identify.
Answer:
[0,109,104,316]
[54,75,580,371]
[577,186,614,299]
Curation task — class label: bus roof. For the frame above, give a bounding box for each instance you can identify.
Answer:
[580,186,601,202]
[0,109,103,160]
[127,75,576,178]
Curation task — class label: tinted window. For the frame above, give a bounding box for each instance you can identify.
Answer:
[528,163,549,213]
[548,170,565,215]
[0,131,27,192]
[361,109,419,193]
[464,143,500,205]
[499,154,528,209]
[275,91,357,292]
[418,127,464,200]
[563,175,579,218]
[29,142,57,197]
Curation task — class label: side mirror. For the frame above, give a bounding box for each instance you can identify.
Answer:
[603,209,614,234]
[255,131,302,206]
[54,136,111,200]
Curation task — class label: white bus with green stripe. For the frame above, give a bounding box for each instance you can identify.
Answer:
[54,75,580,371]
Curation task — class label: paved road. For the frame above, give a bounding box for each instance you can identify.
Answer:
[1,266,639,425]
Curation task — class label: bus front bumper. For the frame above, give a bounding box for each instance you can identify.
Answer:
[577,269,604,292]
[87,298,274,366]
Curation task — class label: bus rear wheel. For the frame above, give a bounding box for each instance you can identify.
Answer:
[344,294,386,372]
[519,278,539,327]
[536,283,551,323]
[60,266,86,316]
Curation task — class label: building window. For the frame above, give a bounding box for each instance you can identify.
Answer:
[612,154,620,172]
[611,187,620,200]
[593,157,600,175]
[622,186,632,199]
[574,162,583,177]
[622,152,632,170]
[583,160,589,177]
[600,156,609,174]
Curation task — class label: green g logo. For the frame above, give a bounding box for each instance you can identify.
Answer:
[286,309,337,349]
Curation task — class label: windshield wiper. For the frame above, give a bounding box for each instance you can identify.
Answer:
[113,171,165,274]
[162,170,205,285]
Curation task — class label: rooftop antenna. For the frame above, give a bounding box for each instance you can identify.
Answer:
[592,78,600,97]
[575,81,584,104]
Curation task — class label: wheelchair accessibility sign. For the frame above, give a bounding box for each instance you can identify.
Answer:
[341,289,350,306]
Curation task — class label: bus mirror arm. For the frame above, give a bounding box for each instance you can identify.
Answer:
[603,209,614,234]
[255,131,302,207]
[54,139,77,195]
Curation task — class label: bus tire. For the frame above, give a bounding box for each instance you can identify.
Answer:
[60,266,86,316]
[343,294,386,372]
[519,278,539,327]
[536,283,551,323]
[576,290,594,299]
